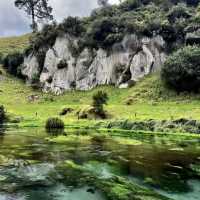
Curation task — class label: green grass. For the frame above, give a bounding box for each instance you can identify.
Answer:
[1,65,200,128]
[0,34,30,56]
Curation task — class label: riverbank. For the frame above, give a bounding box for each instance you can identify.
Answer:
[1,65,200,136]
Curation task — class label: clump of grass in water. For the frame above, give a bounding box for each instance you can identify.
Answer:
[45,117,65,134]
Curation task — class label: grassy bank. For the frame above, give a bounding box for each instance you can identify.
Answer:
[0,34,30,56]
[1,65,200,130]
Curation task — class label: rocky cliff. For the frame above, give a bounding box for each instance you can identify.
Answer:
[22,34,167,94]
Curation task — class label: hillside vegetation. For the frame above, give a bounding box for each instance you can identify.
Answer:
[0,34,30,56]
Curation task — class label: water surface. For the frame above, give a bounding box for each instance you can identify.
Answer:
[0,127,200,200]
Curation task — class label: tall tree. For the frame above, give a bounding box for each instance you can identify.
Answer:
[14,0,53,32]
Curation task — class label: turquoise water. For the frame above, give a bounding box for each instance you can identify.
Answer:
[1,127,200,199]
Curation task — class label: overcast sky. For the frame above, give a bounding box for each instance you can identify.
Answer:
[0,0,119,37]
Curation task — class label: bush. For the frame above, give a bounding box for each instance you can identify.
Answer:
[161,46,200,92]
[3,52,24,79]
[92,91,109,117]
[45,117,65,130]
[0,106,5,123]
[84,17,123,49]
[31,73,41,89]
[167,3,191,23]
[58,17,85,37]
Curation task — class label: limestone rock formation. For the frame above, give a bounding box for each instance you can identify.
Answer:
[22,54,40,82]
[22,34,167,94]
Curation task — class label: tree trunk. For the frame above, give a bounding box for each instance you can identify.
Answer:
[31,6,37,32]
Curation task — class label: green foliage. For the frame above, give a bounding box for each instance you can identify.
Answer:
[58,16,85,37]
[30,22,58,51]
[45,117,64,130]
[167,3,192,23]
[0,34,30,56]
[2,52,24,79]
[191,5,200,23]
[26,0,200,52]
[161,46,200,92]
[31,73,40,84]
[92,91,109,117]
[84,17,124,49]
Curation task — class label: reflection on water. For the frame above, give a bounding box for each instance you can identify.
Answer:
[0,128,200,199]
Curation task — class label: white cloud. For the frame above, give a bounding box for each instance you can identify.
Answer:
[0,0,120,37]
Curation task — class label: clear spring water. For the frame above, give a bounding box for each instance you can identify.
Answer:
[0,127,200,200]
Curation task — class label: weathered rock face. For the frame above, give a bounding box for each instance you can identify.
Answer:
[22,54,40,82]
[22,34,167,94]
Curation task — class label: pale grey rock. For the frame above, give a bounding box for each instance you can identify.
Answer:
[40,35,77,94]
[22,34,167,94]
[22,54,39,81]
[130,35,166,82]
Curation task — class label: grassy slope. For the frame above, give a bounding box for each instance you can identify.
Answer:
[0,34,30,55]
[1,35,200,128]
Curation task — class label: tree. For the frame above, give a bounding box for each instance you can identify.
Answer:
[161,46,200,92]
[14,0,53,32]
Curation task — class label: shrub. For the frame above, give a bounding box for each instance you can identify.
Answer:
[92,91,109,117]
[161,46,200,92]
[0,106,5,123]
[167,3,191,23]
[58,16,85,37]
[3,52,24,79]
[45,117,65,130]
[31,73,40,88]
[84,17,122,49]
